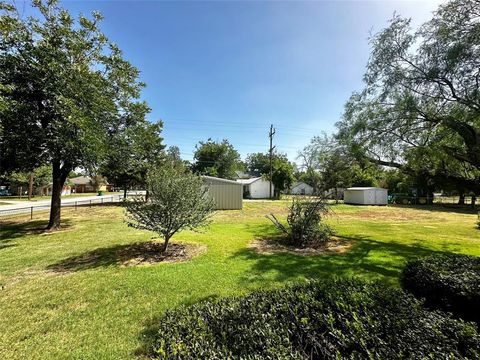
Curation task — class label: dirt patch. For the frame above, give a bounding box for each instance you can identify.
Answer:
[117,242,206,267]
[48,242,206,273]
[249,236,353,256]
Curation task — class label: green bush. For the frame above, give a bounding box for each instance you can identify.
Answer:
[267,197,333,247]
[402,254,480,324]
[147,279,480,359]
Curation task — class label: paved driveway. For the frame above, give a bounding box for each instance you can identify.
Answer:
[0,194,124,216]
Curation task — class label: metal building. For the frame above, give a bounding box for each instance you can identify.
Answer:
[344,187,388,205]
[202,176,243,210]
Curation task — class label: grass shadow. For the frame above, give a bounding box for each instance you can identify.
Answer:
[47,242,202,272]
[391,204,479,215]
[230,233,452,285]
[0,219,74,250]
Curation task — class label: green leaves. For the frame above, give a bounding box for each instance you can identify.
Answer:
[147,279,480,359]
[125,164,215,250]
[192,139,242,180]
[337,0,480,194]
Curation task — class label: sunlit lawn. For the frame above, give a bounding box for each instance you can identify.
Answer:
[0,201,479,359]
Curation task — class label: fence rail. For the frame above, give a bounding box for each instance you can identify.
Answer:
[0,194,127,219]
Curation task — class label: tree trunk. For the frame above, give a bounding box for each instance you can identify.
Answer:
[459,191,465,205]
[163,236,170,252]
[123,184,127,199]
[47,161,70,230]
[472,195,477,209]
[28,172,34,200]
[335,187,338,204]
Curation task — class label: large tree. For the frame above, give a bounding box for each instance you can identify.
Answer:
[100,120,165,197]
[192,139,241,179]
[245,152,295,195]
[0,0,151,228]
[337,0,480,200]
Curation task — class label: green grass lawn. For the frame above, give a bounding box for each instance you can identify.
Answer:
[1,202,479,359]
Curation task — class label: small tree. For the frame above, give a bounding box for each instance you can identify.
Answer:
[266,197,333,247]
[125,164,215,252]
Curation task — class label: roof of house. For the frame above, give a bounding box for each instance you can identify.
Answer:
[201,175,242,185]
[69,176,91,185]
[236,177,265,185]
[292,181,313,189]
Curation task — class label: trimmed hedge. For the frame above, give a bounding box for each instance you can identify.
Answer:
[402,254,480,324]
[148,279,480,359]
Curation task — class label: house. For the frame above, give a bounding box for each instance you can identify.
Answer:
[202,176,243,210]
[69,176,113,193]
[37,184,71,196]
[291,182,314,195]
[344,187,388,205]
[236,177,274,199]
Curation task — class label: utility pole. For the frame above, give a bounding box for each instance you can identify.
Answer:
[268,124,276,199]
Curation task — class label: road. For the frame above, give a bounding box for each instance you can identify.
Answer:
[0,194,125,217]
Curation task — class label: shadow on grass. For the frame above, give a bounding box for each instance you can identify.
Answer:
[0,219,74,250]
[47,242,200,272]
[391,204,479,215]
[231,227,452,285]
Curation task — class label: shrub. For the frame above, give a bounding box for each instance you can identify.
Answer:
[266,197,333,247]
[125,164,214,252]
[147,279,480,359]
[402,254,480,324]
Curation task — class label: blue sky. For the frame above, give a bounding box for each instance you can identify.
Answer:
[24,0,443,164]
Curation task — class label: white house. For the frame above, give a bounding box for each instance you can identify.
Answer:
[291,182,314,195]
[236,177,274,199]
[344,187,388,205]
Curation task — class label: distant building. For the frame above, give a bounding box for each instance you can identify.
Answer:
[344,187,388,205]
[236,177,274,199]
[69,176,113,193]
[291,182,314,195]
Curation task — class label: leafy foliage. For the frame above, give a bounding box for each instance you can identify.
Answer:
[297,134,384,195]
[245,152,295,194]
[337,0,480,195]
[100,120,165,194]
[267,197,332,247]
[402,254,480,324]
[0,0,151,228]
[125,164,214,251]
[148,279,480,359]
[192,139,241,179]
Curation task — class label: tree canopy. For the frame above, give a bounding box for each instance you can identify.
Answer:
[192,139,241,179]
[245,152,295,194]
[0,0,154,228]
[337,0,480,196]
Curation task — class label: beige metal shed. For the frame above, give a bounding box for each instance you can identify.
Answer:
[202,176,243,210]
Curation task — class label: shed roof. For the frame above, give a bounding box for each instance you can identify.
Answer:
[201,176,242,185]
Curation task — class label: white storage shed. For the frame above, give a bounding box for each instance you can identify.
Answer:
[343,187,388,205]
[202,176,243,210]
